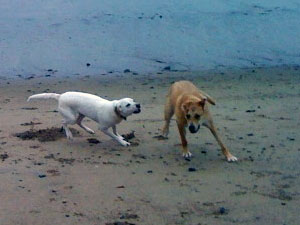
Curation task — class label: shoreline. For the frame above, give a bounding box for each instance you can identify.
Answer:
[1,63,300,83]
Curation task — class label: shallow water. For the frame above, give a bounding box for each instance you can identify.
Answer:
[1,0,300,77]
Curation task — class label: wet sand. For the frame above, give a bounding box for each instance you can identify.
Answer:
[0,66,299,225]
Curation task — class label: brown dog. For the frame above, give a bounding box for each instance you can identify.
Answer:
[162,80,237,162]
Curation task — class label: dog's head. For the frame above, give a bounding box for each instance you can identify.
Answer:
[116,98,141,118]
[181,97,207,134]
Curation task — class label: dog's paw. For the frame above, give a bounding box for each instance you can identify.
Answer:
[227,155,238,162]
[120,140,131,147]
[182,151,192,158]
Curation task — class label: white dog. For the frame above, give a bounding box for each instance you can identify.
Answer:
[27,92,141,146]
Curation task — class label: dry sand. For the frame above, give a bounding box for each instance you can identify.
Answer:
[0,66,299,225]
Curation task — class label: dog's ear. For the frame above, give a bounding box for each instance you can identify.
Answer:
[116,102,122,109]
[198,98,207,108]
[114,101,122,111]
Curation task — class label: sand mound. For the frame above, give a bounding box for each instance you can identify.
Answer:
[14,127,80,142]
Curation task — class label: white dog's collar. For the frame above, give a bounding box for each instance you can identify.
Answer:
[114,106,127,120]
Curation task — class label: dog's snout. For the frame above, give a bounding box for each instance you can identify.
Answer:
[189,124,200,134]
[133,103,141,114]
[189,125,196,133]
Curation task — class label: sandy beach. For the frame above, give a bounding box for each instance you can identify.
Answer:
[0,66,299,225]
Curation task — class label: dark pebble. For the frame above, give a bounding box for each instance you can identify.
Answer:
[124,69,131,73]
[163,66,171,71]
[147,170,153,173]
[107,222,136,225]
[87,138,101,144]
[120,213,139,219]
[201,150,207,154]
[219,207,226,214]
[0,153,9,161]
[86,63,90,67]
[246,110,256,113]
[188,167,196,172]
[38,174,46,178]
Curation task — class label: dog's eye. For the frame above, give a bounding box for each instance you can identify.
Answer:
[186,114,191,119]
[195,114,200,119]
[126,104,130,107]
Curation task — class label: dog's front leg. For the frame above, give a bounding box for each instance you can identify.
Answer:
[177,122,192,158]
[112,125,124,140]
[101,127,130,147]
[203,120,237,162]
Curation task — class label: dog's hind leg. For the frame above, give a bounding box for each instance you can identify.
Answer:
[162,98,174,137]
[76,114,95,134]
[59,107,77,140]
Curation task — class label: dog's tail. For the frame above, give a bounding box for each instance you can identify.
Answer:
[27,93,60,102]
